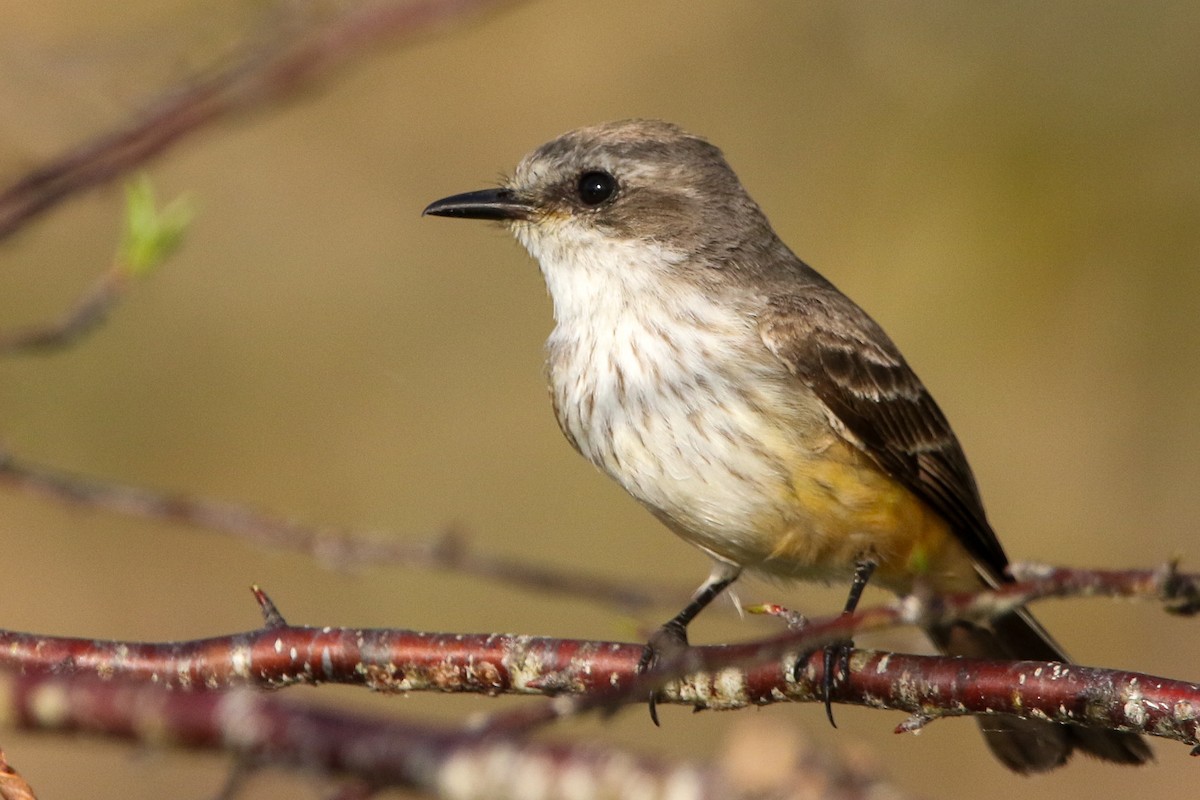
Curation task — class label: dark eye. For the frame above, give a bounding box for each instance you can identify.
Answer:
[577,170,617,206]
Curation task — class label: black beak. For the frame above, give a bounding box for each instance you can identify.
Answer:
[422,188,533,221]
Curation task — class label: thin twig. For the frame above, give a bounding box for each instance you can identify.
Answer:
[0,0,520,243]
[0,451,672,612]
[0,266,127,355]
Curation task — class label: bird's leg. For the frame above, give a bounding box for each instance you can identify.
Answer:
[814,559,876,727]
[791,560,876,724]
[638,562,740,726]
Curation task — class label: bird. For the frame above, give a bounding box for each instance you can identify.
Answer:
[422,119,1152,773]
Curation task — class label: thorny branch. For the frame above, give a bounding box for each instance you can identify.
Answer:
[0,570,1196,752]
[0,0,520,243]
[467,562,1200,739]
[0,588,910,800]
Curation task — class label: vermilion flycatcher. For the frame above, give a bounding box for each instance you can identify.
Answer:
[424,119,1151,772]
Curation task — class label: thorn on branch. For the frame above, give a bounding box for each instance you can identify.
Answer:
[251,586,288,628]
[429,524,467,565]
[1,580,1199,751]
[894,713,935,735]
[1158,560,1200,617]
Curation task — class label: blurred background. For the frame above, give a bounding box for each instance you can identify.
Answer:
[1,1,1197,797]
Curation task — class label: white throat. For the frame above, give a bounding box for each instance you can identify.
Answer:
[516,220,805,556]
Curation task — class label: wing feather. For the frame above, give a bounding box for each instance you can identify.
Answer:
[759,288,1009,578]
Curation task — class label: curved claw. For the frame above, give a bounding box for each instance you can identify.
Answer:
[638,621,690,726]
[637,644,663,726]
[819,561,874,727]
[792,641,853,727]
[635,566,740,727]
[822,644,840,727]
[821,640,854,727]
[647,690,661,726]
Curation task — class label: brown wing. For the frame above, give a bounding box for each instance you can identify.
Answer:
[759,281,1155,768]
[759,286,1009,580]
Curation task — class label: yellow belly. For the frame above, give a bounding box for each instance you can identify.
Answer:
[715,435,980,595]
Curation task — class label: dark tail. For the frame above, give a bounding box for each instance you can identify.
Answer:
[928,609,1153,773]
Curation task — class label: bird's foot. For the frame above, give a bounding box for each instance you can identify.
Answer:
[791,638,854,728]
[637,620,690,726]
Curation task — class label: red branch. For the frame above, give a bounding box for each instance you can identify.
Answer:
[0,0,520,243]
[1,673,737,800]
[0,572,1196,751]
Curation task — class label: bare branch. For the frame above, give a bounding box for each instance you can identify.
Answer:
[0,265,127,355]
[0,671,911,800]
[0,0,520,243]
[0,451,671,612]
[0,574,1195,751]
[0,674,732,800]
[1007,561,1200,616]
[848,650,1198,749]
[477,563,1200,737]
[0,171,192,353]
